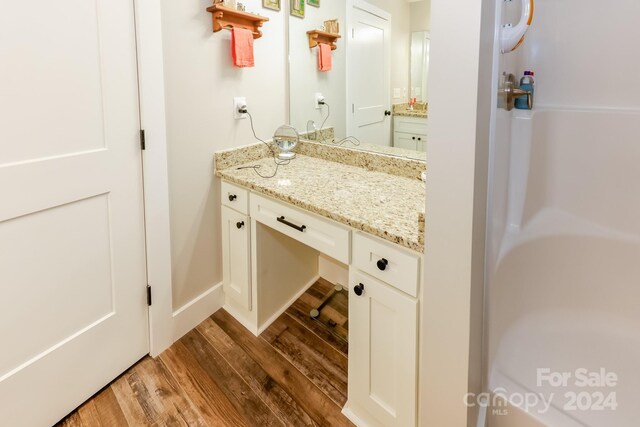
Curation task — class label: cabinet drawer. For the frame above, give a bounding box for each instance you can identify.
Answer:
[394,116,428,136]
[221,181,249,215]
[352,232,420,297]
[250,194,350,264]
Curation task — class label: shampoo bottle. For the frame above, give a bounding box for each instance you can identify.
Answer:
[515,71,535,110]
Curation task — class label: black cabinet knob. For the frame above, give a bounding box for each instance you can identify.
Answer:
[228,194,237,201]
[354,283,365,296]
[418,137,422,141]
[412,136,416,140]
[236,221,245,229]
[376,258,388,271]
[384,110,391,116]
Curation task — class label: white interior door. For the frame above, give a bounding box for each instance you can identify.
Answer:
[348,1,391,146]
[0,1,149,426]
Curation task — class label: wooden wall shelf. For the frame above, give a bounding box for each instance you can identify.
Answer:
[307,30,341,51]
[206,4,269,39]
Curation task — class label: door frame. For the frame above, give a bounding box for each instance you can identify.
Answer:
[346,0,391,140]
[134,0,174,357]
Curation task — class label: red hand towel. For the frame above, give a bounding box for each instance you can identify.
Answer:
[318,43,332,72]
[232,28,255,68]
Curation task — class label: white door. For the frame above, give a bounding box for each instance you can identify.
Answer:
[0,1,148,426]
[349,270,418,427]
[348,1,391,146]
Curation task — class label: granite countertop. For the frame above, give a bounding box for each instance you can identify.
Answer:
[216,155,425,253]
[394,110,428,118]
[393,102,428,118]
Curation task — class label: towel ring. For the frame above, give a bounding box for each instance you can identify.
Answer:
[500,0,534,54]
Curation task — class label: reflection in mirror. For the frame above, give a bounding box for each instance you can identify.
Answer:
[411,32,430,103]
[288,0,430,161]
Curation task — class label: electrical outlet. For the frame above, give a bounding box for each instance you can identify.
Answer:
[315,93,325,109]
[234,97,248,119]
[402,88,408,98]
[393,88,401,98]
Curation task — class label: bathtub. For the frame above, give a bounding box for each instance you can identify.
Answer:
[485,109,640,427]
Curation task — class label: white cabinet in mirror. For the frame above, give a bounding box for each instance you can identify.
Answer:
[288,0,431,161]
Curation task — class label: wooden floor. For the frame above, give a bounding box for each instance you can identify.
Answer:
[56,279,352,427]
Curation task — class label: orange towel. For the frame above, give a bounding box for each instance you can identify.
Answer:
[232,28,255,68]
[318,43,332,72]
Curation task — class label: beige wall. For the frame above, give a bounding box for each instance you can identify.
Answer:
[160,0,288,308]
[410,0,431,32]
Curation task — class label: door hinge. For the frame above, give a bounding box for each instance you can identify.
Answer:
[146,285,152,306]
[140,129,146,150]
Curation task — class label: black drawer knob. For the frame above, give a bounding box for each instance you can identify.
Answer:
[228,194,237,202]
[412,136,416,140]
[376,258,388,271]
[354,283,365,296]
[236,221,245,229]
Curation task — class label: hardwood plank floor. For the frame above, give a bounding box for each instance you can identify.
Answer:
[55,280,353,427]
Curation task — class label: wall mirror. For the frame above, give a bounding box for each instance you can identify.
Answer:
[288,0,431,161]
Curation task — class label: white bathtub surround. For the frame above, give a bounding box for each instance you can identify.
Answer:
[487,109,640,426]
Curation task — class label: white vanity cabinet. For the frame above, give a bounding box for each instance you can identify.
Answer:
[347,234,419,427]
[393,116,427,152]
[219,180,422,427]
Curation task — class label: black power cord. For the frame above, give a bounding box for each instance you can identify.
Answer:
[235,109,291,179]
[316,101,361,147]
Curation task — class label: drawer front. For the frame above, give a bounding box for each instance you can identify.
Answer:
[250,194,350,264]
[221,181,249,215]
[352,232,420,297]
[394,116,428,136]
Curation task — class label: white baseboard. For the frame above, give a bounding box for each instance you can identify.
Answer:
[342,401,381,427]
[222,303,259,336]
[342,403,369,427]
[256,274,320,335]
[172,282,224,342]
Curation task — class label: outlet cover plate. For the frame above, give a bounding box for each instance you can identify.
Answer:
[234,97,248,119]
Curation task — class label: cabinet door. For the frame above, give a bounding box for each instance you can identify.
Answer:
[222,206,251,310]
[393,132,418,151]
[349,270,418,426]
